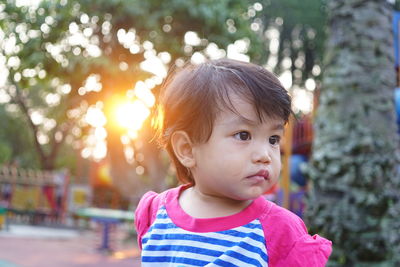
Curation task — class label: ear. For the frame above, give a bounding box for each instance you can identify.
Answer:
[171,131,196,168]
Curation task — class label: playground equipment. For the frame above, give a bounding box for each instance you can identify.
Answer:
[279,115,313,214]
[74,207,134,252]
[0,166,69,225]
[0,206,5,229]
[394,12,400,130]
[395,88,400,131]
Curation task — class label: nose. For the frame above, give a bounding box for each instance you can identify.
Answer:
[251,143,272,164]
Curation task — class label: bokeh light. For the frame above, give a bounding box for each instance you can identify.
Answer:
[114,100,150,131]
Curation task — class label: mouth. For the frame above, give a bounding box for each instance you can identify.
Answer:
[246,170,270,181]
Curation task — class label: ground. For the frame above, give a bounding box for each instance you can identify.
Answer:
[0,224,141,267]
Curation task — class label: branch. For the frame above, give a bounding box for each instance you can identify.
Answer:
[8,73,48,167]
[49,120,73,161]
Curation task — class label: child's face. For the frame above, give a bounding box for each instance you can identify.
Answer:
[191,94,284,201]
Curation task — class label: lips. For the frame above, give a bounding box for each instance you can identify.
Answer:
[247,170,269,181]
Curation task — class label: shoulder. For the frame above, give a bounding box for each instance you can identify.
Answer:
[134,191,160,249]
[262,201,307,234]
[135,186,182,219]
[134,191,159,223]
[134,186,181,248]
[260,201,307,252]
[259,201,332,267]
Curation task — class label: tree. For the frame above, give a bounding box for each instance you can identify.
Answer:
[258,0,327,86]
[74,0,263,196]
[0,0,262,196]
[0,0,330,198]
[305,1,400,265]
[0,0,103,170]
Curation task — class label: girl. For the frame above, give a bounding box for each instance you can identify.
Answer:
[135,59,332,266]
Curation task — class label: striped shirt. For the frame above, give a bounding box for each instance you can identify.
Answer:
[135,185,332,267]
[141,206,268,266]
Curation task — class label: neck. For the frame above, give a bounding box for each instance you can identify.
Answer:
[179,186,253,218]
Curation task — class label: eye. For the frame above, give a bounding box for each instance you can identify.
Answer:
[234,131,251,141]
[269,135,281,146]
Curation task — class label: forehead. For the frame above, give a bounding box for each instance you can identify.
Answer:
[215,94,285,128]
[216,94,255,119]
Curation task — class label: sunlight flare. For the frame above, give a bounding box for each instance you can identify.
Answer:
[114,100,150,131]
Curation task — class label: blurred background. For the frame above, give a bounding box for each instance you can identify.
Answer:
[0,0,400,266]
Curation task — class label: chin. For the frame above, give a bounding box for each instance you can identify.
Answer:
[226,188,265,201]
[236,192,263,201]
[248,188,267,198]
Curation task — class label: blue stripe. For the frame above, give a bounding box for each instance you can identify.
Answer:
[148,223,265,245]
[150,223,264,244]
[144,244,224,257]
[242,222,263,230]
[218,229,265,243]
[214,258,241,267]
[151,223,177,230]
[142,256,208,266]
[225,250,264,267]
[144,244,267,265]
[156,212,168,219]
[143,235,267,261]
[238,241,268,262]
[143,232,266,255]
[144,233,236,247]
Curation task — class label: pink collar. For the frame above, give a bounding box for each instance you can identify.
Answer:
[164,184,271,232]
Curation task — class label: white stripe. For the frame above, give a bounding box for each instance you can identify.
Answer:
[144,208,268,266]
[156,209,264,232]
[227,243,267,265]
[144,225,265,249]
[142,250,217,262]
[142,262,199,267]
[143,236,267,265]
[149,217,265,238]
[143,237,236,252]
[218,254,262,267]
[150,218,265,236]
[150,217,174,225]
[142,247,267,267]
[216,226,264,238]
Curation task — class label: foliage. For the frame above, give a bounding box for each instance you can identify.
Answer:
[0,0,272,197]
[304,1,400,265]
[0,0,100,170]
[0,0,328,196]
[395,0,400,11]
[0,0,257,168]
[0,142,11,165]
[259,0,327,85]
[0,104,39,167]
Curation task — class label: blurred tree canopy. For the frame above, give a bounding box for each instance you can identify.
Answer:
[0,0,327,195]
[260,0,326,85]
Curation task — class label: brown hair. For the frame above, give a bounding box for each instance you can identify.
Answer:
[154,59,292,185]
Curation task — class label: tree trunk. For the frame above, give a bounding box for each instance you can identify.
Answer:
[106,119,169,202]
[305,1,400,265]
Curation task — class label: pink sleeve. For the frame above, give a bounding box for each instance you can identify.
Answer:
[261,202,332,266]
[134,191,159,249]
[283,234,332,266]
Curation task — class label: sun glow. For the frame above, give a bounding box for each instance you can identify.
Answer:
[82,82,156,161]
[114,100,150,131]
[111,80,156,135]
[133,81,155,107]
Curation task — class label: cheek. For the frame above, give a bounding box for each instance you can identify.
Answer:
[274,154,282,171]
[214,155,244,175]
[276,161,282,173]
